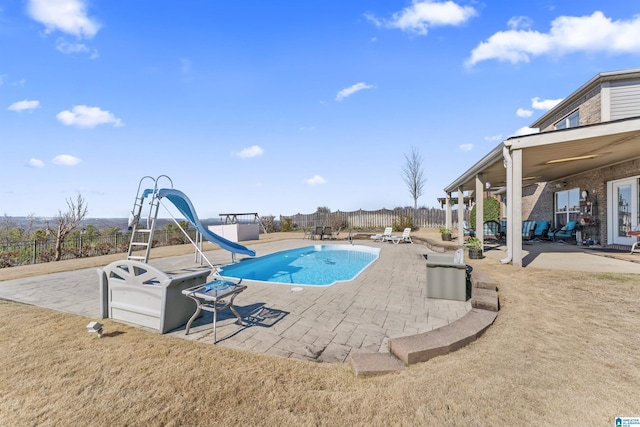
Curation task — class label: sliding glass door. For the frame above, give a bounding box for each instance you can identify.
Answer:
[609,178,639,245]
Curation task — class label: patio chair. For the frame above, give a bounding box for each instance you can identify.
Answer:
[389,228,413,244]
[323,226,332,240]
[370,227,392,242]
[483,220,502,240]
[531,220,550,241]
[463,221,475,238]
[522,220,537,241]
[548,220,578,242]
[310,226,324,240]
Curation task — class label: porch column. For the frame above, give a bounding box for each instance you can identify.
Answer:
[512,149,523,266]
[457,188,464,245]
[475,175,484,245]
[445,193,452,230]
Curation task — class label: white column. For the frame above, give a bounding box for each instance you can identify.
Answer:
[445,193,452,230]
[512,149,523,266]
[458,188,465,246]
[475,175,484,245]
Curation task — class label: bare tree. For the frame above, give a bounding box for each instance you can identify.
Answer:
[401,146,426,209]
[50,194,89,261]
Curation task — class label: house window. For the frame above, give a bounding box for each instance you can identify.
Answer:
[555,110,580,130]
[555,188,580,226]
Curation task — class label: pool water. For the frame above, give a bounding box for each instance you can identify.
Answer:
[218,245,380,286]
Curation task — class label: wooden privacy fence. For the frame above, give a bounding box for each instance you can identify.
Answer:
[281,208,467,230]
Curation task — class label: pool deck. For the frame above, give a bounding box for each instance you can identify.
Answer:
[0,238,470,363]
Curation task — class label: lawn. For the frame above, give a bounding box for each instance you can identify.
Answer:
[1,232,639,425]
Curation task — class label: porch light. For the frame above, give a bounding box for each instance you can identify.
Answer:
[546,154,598,164]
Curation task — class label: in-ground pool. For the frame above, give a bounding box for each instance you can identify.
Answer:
[218,244,380,286]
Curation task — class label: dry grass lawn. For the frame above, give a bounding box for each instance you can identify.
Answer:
[1,230,639,425]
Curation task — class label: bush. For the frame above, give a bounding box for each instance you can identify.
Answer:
[280,217,293,232]
[392,215,414,232]
[470,198,501,229]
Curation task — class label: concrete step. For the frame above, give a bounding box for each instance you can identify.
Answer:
[471,287,499,312]
[470,268,498,290]
[350,352,406,377]
[388,308,498,365]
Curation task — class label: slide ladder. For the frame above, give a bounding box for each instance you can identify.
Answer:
[126,176,172,263]
[125,175,255,266]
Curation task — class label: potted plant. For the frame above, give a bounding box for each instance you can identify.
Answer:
[438,226,452,241]
[465,237,483,259]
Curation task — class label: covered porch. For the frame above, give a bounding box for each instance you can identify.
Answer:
[443,117,640,266]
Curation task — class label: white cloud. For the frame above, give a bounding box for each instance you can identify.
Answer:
[507,16,532,30]
[484,134,502,142]
[467,11,640,66]
[531,97,563,110]
[8,100,40,112]
[367,1,477,35]
[52,154,82,166]
[234,145,264,158]
[305,175,327,185]
[516,108,533,117]
[512,126,540,136]
[56,105,123,128]
[27,0,100,38]
[28,158,45,168]
[335,82,374,101]
[459,143,473,151]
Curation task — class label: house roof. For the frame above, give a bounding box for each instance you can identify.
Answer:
[530,68,640,129]
[444,116,640,194]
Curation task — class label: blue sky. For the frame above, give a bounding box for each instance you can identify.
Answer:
[2,0,640,219]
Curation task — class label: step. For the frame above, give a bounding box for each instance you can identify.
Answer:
[349,352,405,377]
[471,288,499,312]
[470,268,498,290]
[127,256,147,261]
[129,242,149,247]
[389,308,498,365]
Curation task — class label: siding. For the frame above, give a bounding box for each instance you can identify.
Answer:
[610,79,640,120]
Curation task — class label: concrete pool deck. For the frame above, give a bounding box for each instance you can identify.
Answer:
[0,238,471,363]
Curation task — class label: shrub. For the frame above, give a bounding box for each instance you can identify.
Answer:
[280,217,293,232]
[438,227,451,234]
[470,198,501,229]
[392,215,414,232]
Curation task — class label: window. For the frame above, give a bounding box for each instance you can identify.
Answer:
[555,110,580,130]
[555,188,580,226]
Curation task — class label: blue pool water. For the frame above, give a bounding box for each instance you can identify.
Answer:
[218,245,380,286]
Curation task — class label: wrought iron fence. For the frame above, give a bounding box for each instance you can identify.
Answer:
[0,229,197,268]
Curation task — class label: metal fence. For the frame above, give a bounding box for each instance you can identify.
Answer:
[0,229,197,268]
[281,207,466,230]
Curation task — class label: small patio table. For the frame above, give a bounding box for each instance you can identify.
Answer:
[181,280,247,343]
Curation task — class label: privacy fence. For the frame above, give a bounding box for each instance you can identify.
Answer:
[0,229,197,268]
[281,207,467,230]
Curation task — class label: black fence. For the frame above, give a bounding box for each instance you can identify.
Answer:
[0,229,197,268]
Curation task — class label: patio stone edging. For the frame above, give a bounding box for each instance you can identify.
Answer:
[350,267,499,378]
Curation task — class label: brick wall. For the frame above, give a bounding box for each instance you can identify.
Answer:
[539,87,601,131]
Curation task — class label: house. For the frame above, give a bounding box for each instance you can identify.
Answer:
[443,68,640,266]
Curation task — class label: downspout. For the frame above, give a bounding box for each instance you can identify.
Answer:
[501,146,513,264]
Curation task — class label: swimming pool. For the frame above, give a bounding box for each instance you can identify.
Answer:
[217,244,380,286]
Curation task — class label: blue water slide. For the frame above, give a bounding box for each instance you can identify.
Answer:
[156,188,256,257]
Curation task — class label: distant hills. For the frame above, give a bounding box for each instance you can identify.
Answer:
[3,217,227,232]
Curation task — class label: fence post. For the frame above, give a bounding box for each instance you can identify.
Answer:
[33,240,37,265]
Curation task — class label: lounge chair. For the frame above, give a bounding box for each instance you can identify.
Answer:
[531,220,550,241]
[389,228,413,244]
[548,220,578,242]
[370,227,392,242]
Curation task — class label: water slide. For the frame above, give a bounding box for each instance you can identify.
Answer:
[156,188,256,257]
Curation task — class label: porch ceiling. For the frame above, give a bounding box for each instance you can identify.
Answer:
[446,117,640,194]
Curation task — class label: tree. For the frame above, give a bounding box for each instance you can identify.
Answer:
[50,194,88,261]
[401,146,426,209]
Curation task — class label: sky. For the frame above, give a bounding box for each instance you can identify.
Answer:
[2,0,640,220]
